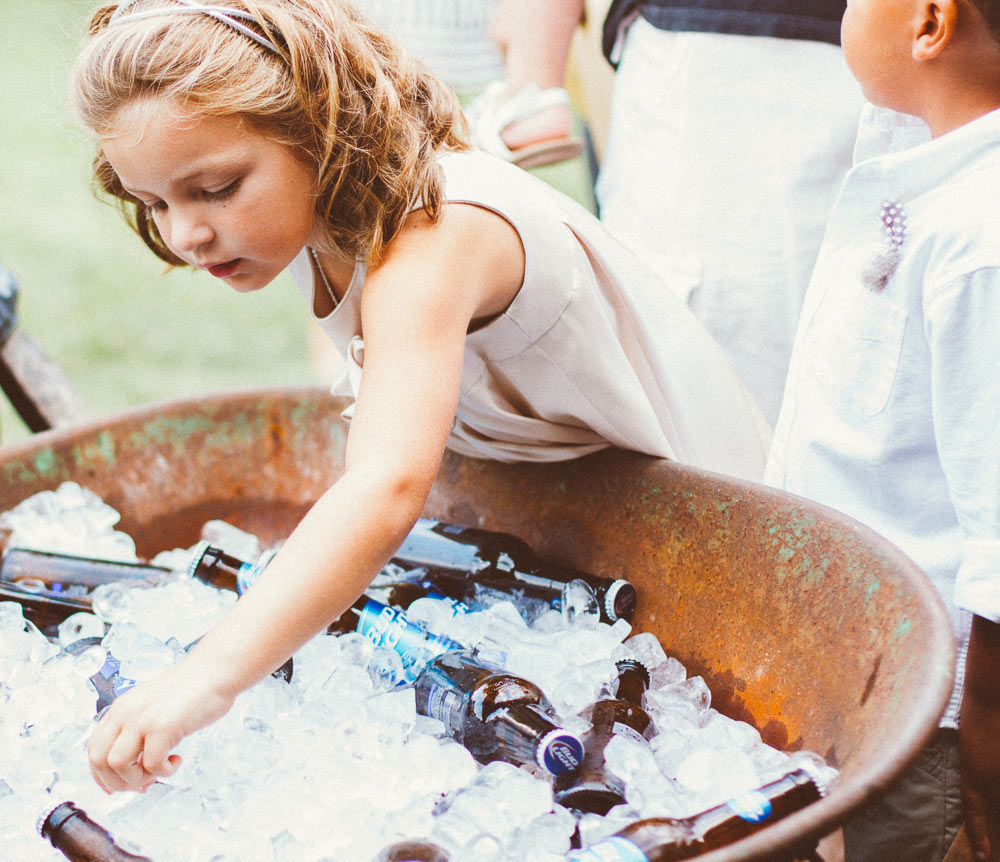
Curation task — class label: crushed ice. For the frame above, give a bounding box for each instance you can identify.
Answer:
[0,483,834,861]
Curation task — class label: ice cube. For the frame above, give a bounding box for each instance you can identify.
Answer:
[57,613,105,648]
[199,519,263,562]
[615,631,668,670]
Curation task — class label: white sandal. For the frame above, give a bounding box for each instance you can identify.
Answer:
[467,82,585,169]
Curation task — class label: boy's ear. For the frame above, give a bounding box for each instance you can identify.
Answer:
[913,0,957,60]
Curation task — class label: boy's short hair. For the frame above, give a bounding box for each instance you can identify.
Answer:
[971,0,1000,46]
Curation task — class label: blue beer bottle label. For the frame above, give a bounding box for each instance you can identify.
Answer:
[235,561,260,594]
[235,548,277,595]
[725,789,773,823]
[566,837,650,862]
[355,600,461,683]
[424,590,471,616]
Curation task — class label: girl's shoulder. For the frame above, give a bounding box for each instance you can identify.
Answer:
[433,149,594,253]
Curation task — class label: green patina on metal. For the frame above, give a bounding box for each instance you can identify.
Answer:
[289,401,321,442]
[70,431,117,470]
[32,447,60,478]
[892,617,912,642]
[205,412,266,451]
[803,556,827,586]
[777,545,796,563]
[637,483,663,510]
[97,431,116,465]
[135,414,219,457]
[1,458,37,485]
[865,579,881,601]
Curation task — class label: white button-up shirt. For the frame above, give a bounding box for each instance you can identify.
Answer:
[766,105,1000,726]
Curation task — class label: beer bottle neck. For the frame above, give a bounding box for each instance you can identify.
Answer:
[40,802,153,862]
[680,768,823,850]
[490,702,584,775]
[1,547,168,590]
[612,659,650,706]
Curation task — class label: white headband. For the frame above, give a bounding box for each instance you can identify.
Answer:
[107,0,281,55]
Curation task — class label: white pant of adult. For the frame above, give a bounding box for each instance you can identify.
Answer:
[597,18,866,424]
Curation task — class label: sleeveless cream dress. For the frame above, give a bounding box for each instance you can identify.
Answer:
[289,150,771,481]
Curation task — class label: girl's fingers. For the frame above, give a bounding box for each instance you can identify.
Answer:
[103,729,151,791]
[87,717,123,793]
[140,735,181,778]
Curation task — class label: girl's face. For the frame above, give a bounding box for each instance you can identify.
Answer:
[101,99,318,292]
[841,0,918,112]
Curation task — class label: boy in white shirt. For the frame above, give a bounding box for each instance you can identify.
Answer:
[764,0,1000,859]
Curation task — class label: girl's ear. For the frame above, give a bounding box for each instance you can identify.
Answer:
[913,0,957,60]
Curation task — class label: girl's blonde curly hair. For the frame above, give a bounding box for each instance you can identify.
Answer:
[71,0,468,267]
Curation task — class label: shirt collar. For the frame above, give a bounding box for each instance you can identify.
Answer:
[850,103,1000,198]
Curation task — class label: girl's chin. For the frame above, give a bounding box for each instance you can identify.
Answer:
[223,270,270,293]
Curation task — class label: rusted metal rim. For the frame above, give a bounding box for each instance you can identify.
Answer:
[0,386,958,862]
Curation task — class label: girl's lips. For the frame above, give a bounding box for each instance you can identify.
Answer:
[206,259,240,278]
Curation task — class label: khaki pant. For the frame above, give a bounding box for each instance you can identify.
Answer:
[843,729,964,862]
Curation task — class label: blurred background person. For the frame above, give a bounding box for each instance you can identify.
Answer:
[474,1,865,424]
[595,1,865,422]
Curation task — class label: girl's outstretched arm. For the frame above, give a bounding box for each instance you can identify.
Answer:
[87,202,525,793]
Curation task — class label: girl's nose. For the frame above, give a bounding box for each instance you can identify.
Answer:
[168,209,215,254]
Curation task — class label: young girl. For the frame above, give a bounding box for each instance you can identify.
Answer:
[72,0,770,794]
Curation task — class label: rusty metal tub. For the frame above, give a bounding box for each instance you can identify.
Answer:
[0,387,955,861]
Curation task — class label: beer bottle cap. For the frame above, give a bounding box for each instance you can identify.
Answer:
[789,752,840,797]
[554,780,626,816]
[603,580,637,623]
[37,801,80,839]
[536,728,585,775]
[614,658,650,689]
[184,541,214,580]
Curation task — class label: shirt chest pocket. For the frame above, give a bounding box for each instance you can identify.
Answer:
[808,289,907,417]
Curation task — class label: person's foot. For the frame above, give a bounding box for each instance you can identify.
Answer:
[467,82,583,168]
[499,100,574,151]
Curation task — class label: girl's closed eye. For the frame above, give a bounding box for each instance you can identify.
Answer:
[204,178,242,202]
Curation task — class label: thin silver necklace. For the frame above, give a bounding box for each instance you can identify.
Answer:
[308,246,338,310]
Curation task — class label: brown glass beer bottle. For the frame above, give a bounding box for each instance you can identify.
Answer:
[566,764,835,861]
[38,802,152,862]
[414,648,584,776]
[554,658,653,814]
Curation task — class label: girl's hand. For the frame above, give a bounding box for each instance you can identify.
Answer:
[87,656,236,793]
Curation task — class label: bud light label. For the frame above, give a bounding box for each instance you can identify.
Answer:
[725,789,773,823]
[565,836,650,862]
[424,590,471,616]
[355,600,461,683]
[540,732,584,776]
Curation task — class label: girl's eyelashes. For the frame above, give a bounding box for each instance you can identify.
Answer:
[137,178,242,212]
[204,178,242,202]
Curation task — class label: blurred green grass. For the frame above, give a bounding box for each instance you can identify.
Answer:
[0,0,325,446]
